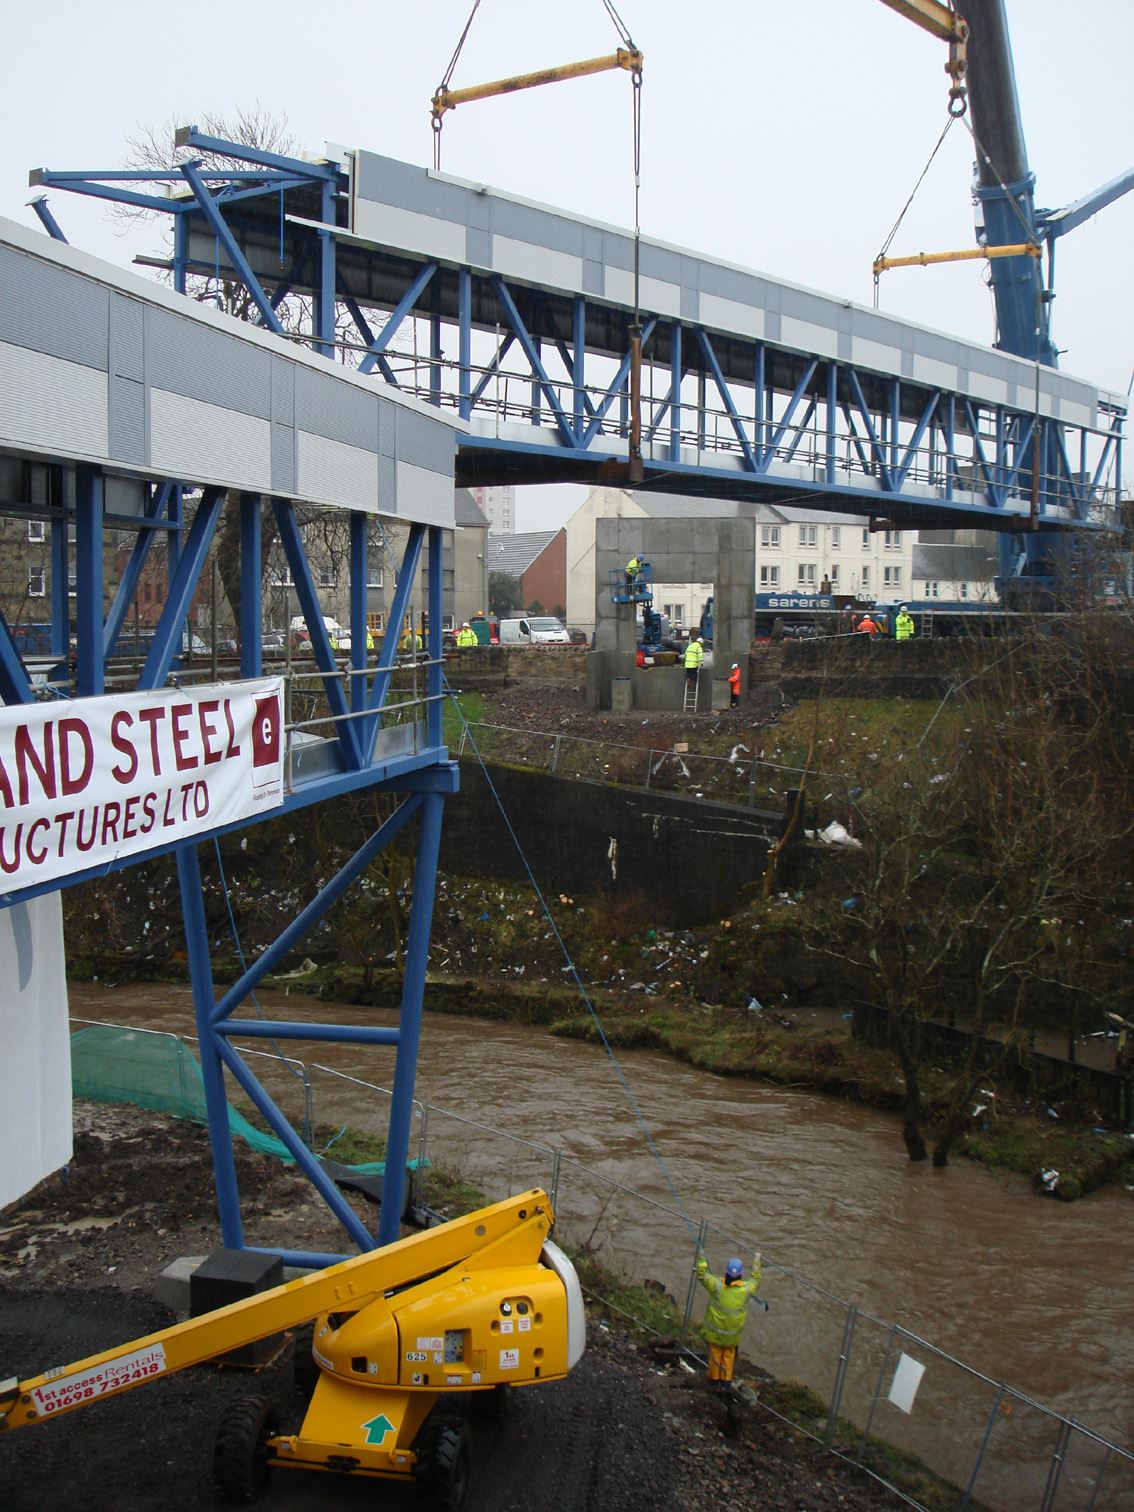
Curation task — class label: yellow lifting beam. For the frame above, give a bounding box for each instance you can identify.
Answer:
[432,47,643,124]
[874,242,1041,276]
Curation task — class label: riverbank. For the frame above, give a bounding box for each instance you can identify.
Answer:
[0,1100,910,1512]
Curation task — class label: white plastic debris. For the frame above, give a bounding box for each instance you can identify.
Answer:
[817,821,863,849]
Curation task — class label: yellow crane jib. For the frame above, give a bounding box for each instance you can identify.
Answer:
[0,1190,584,1499]
[431,47,643,124]
[877,0,968,114]
[873,242,1042,276]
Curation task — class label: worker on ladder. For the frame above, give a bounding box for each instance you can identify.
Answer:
[684,634,704,709]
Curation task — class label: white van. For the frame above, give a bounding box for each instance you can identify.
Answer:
[498,616,571,645]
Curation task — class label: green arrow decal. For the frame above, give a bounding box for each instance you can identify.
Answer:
[362,1412,395,1447]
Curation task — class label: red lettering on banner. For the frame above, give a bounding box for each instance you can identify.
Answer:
[198,702,222,765]
[140,794,156,835]
[162,790,176,828]
[101,803,121,845]
[110,713,138,784]
[122,795,140,840]
[138,708,164,776]
[0,826,21,873]
[180,783,194,821]
[223,699,241,758]
[0,757,13,809]
[193,781,209,818]
[26,817,50,864]
[171,705,197,770]
[59,718,94,795]
[55,812,74,856]
[15,722,55,804]
[76,809,98,852]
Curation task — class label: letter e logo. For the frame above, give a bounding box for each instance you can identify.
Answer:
[251,696,281,788]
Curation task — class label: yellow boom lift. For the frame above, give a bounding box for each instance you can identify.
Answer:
[0,1190,584,1507]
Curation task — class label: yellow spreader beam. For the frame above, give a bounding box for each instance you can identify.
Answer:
[432,48,643,123]
[874,242,1042,276]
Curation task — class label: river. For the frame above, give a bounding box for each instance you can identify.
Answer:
[67,981,1132,1509]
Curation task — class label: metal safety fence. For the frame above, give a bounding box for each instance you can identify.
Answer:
[74,1022,1133,1512]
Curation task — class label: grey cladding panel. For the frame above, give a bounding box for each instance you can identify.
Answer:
[379,398,396,458]
[272,422,295,493]
[0,243,109,370]
[272,357,294,426]
[145,307,271,418]
[295,364,378,449]
[466,227,491,267]
[379,452,395,512]
[111,295,144,379]
[109,376,144,464]
[490,198,582,257]
[356,152,467,223]
[398,407,455,476]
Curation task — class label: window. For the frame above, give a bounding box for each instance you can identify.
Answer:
[27,520,45,543]
[761,526,780,548]
[884,566,902,588]
[760,565,780,587]
[862,528,870,549]
[799,524,817,548]
[831,526,841,549]
[884,530,902,548]
[960,583,968,600]
[443,614,455,631]
[28,567,45,597]
[672,604,683,622]
[861,566,870,590]
[797,563,816,586]
[829,565,839,585]
[367,567,384,588]
[319,567,336,589]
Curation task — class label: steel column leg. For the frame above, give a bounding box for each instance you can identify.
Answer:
[670,323,682,462]
[826,362,838,484]
[377,790,445,1246]
[239,493,262,679]
[176,842,243,1248]
[315,180,336,359]
[74,465,103,697]
[351,511,368,716]
[945,396,956,501]
[427,527,443,750]
[50,471,69,658]
[173,214,188,296]
[458,268,472,420]
[573,295,586,441]
[755,344,766,466]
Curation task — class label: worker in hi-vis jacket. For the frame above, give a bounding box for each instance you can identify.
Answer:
[695,1251,763,1384]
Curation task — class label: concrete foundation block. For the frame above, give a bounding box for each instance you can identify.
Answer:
[712,678,732,711]
[611,676,634,711]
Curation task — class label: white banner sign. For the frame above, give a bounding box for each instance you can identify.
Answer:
[0,679,284,893]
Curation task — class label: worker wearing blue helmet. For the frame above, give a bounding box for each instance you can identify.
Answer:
[695,1250,763,1384]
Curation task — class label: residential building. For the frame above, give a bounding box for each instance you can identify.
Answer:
[489,529,566,616]
[471,485,516,535]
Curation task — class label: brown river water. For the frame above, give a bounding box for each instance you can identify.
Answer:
[67,982,1133,1509]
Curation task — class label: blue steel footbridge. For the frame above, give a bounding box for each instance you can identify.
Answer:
[30,129,1125,533]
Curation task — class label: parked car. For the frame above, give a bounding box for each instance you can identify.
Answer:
[497,616,571,645]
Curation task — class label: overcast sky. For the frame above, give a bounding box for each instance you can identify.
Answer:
[3,1,1131,532]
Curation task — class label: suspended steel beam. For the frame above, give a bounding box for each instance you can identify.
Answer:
[432,48,643,121]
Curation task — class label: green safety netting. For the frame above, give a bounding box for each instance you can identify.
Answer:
[70,1025,402,1177]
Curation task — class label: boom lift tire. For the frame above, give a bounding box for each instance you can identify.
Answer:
[414,1414,472,1512]
[214,1394,278,1503]
[291,1322,318,1403]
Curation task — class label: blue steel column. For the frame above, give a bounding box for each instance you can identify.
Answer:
[74,465,103,697]
[427,525,443,751]
[315,180,336,359]
[350,511,368,716]
[458,268,472,420]
[377,789,444,1247]
[177,843,244,1248]
[945,396,956,502]
[826,362,838,485]
[50,470,69,658]
[670,323,682,462]
[754,344,766,467]
[573,296,586,441]
[173,214,188,296]
[889,381,900,478]
[240,493,262,679]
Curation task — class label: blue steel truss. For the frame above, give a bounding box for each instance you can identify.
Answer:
[0,453,454,1261]
[29,129,1123,536]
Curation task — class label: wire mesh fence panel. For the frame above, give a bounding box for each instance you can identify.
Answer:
[968,1393,1134,1512]
[1050,1424,1134,1512]
[415,1103,556,1214]
[549,1158,698,1318]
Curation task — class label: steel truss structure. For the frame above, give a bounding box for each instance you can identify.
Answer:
[1,213,462,1262]
[31,128,1125,535]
